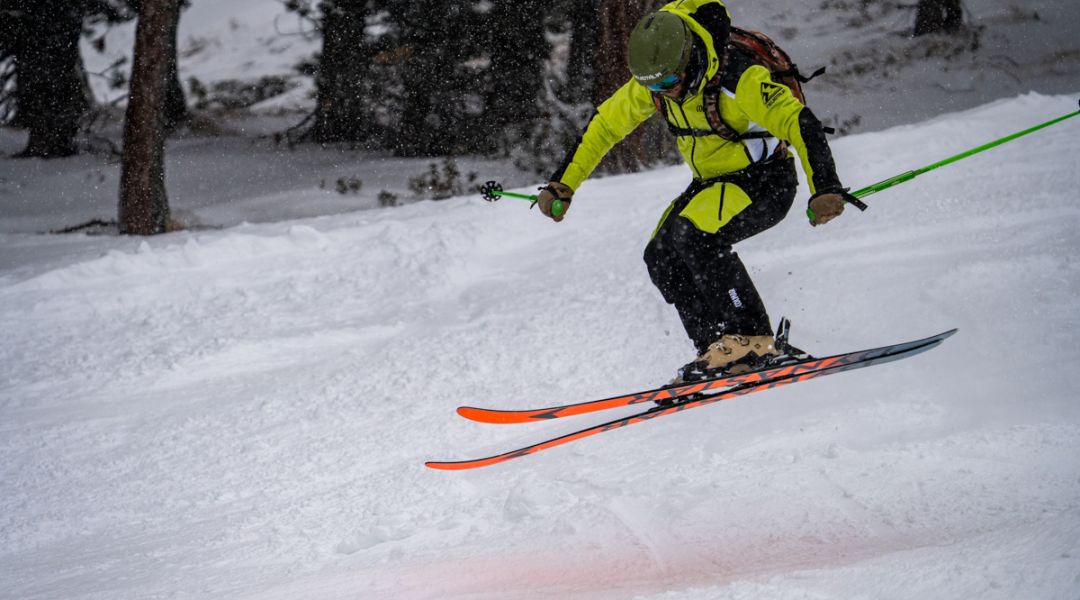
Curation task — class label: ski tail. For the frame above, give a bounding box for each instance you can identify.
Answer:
[456,379,728,424]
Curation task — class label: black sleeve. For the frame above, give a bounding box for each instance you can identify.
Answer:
[798,108,844,194]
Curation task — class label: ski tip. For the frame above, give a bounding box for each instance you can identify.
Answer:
[918,328,958,345]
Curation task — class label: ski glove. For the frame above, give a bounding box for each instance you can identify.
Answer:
[808,188,859,227]
[537,181,574,222]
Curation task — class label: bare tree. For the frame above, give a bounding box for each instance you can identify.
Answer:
[119,0,188,131]
[914,0,964,36]
[118,0,180,235]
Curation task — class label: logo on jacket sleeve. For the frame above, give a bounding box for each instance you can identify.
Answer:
[760,82,785,107]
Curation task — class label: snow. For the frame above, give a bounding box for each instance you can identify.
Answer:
[3,91,1080,599]
[5,0,1080,596]
[0,132,515,234]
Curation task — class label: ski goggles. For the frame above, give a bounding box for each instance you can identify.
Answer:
[645,73,682,92]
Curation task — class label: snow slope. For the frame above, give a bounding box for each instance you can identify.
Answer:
[2,93,1080,599]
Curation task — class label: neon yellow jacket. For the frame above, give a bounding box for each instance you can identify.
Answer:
[552,0,842,198]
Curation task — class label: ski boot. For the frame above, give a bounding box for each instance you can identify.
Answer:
[659,318,812,406]
[676,334,780,383]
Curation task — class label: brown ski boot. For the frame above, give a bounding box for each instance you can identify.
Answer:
[676,334,780,383]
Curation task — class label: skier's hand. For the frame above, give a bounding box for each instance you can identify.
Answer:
[537,181,573,222]
[807,189,850,227]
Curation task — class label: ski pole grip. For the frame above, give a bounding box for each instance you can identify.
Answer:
[538,184,571,219]
[480,181,568,218]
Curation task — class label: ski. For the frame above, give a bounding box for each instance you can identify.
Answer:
[426,329,956,471]
[457,329,956,425]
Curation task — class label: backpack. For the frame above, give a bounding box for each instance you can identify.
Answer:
[657,27,830,143]
[728,27,823,105]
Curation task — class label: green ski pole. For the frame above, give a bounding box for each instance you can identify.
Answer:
[480,181,567,218]
[809,99,1080,222]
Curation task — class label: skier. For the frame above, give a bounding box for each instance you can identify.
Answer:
[536,0,858,381]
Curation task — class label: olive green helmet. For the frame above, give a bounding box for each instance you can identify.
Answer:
[628,11,694,88]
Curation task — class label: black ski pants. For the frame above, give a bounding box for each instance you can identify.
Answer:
[644,158,798,354]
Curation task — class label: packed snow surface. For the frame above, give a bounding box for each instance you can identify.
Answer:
[3,93,1080,599]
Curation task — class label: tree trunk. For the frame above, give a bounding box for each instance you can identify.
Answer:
[914,0,964,36]
[126,0,188,132]
[163,3,188,131]
[11,1,91,158]
[311,0,369,143]
[594,0,654,174]
[119,0,179,235]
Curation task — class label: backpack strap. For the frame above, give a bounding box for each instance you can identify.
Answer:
[654,91,727,139]
[654,85,781,143]
[772,65,827,84]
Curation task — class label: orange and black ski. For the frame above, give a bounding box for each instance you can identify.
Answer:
[457,329,955,425]
[426,329,956,471]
